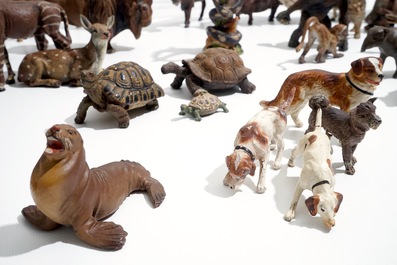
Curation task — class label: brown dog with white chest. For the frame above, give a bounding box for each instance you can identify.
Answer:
[260,57,384,127]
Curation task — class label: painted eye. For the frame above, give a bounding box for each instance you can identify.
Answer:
[321,208,325,212]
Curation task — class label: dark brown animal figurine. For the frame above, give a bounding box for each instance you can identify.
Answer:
[0,1,72,91]
[172,0,206,28]
[295,16,347,64]
[22,124,166,250]
[276,0,348,50]
[365,0,397,29]
[260,57,384,128]
[35,0,153,53]
[18,15,114,87]
[306,95,382,175]
[236,0,280,25]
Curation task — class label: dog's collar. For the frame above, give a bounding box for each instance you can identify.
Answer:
[312,180,330,190]
[235,145,255,161]
[345,73,374,96]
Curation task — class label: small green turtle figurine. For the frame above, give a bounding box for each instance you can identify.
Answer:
[180,89,229,121]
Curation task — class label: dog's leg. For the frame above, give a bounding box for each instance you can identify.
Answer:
[288,141,304,167]
[273,136,284,170]
[290,104,306,128]
[341,142,355,175]
[298,33,316,64]
[284,184,304,222]
[256,159,268,194]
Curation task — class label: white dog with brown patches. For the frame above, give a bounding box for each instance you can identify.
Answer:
[284,106,343,229]
[223,88,295,194]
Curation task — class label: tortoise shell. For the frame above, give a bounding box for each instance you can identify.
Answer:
[183,48,251,84]
[189,89,224,114]
[95,61,164,108]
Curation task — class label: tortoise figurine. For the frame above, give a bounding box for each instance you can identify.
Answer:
[161,47,256,95]
[180,89,229,121]
[75,61,164,128]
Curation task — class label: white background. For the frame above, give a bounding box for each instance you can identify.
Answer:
[1,0,396,264]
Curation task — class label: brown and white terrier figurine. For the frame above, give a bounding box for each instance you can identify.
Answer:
[285,103,343,229]
[223,88,295,193]
[260,57,384,128]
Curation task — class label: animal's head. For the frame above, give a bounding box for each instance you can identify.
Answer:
[330,24,348,51]
[44,124,84,161]
[351,98,382,130]
[80,14,114,50]
[125,0,153,39]
[350,57,384,87]
[223,152,256,190]
[305,192,343,229]
[361,26,392,52]
[81,70,102,103]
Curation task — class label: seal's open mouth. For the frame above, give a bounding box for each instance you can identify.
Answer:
[46,136,64,153]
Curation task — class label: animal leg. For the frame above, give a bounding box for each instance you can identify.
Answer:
[273,136,284,170]
[219,102,229,113]
[0,43,7,91]
[290,104,306,128]
[193,109,202,121]
[106,104,130,128]
[3,47,15,84]
[185,75,203,94]
[146,99,160,111]
[199,0,206,21]
[34,32,49,50]
[248,13,253,25]
[341,143,355,175]
[75,217,127,250]
[298,32,316,64]
[75,96,94,124]
[135,165,166,208]
[284,184,304,222]
[22,205,61,231]
[181,0,194,27]
[238,77,256,94]
[256,158,268,194]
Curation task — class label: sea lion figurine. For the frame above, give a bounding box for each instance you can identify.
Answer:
[21,124,166,250]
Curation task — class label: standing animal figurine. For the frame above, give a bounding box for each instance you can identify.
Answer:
[0,1,72,91]
[75,61,164,128]
[276,0,348,50]
[347,0,366,39]
[361,26,397,78]
[18,15,114,87]
[29,0,153,53]
[260,57,384,127]
[365,0,397,29]
[179,88,229,121]
[236,0,280,25]
[22,124,166,250]
[296,16,347,64]
[306,95,382,175]
[172,0,206,28]
[223,88,294,193]
[285,103,343,229]
[161,48,256,95]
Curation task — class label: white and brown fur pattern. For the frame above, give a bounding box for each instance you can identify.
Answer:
[260,57,384,128]
[285,106,343,229]
[223,88,295,193]
[18,15,114,87]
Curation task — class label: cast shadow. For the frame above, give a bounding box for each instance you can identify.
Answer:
[0,215,95,257]
[379,89,397,107]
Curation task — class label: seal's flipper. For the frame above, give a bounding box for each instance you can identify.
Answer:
[22,205,61,231]
[144,178,166,208]
[75,217,127,250]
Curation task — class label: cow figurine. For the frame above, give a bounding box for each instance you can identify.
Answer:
[236,0,280,25]
[0,1,72,92]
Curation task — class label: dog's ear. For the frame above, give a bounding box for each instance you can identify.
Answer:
[305,195,320,216]
[368,97,377,103]
[351,58,363,75]
[226,155,232,169]
[249,161,256,176]
[333,192,343,213]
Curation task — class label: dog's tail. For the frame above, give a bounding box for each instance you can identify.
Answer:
[296,16,319,52]
[259,86,296,110]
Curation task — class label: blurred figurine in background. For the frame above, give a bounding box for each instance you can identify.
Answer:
[172,0,206,28]
[236,0,280,26]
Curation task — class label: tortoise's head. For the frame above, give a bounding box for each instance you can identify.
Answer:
[81,70,102,99]
[44,124,84,161]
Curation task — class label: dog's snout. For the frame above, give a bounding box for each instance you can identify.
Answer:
[378,74,384,80]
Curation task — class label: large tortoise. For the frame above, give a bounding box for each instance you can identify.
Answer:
[180,88,229,121]
[161,47,256,95]
[75,61,164,128]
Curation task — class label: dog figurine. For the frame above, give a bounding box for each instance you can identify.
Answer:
[223,88,295,193]
[260,57,384,128]
[285,104,343,229]
[306,95,382,175]
[296,16,347,64]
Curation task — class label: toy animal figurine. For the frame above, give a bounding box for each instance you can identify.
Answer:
[236,0,280,25]
[295,16,347,64]
[75,61,164,128]
[22,124,166,250]
[172,0,206,28]
[223,87,295,193]
[0,0,72,92]
[365,0,397,30]
[18,15,113,87]
[29,0,153,53]
[179,89,229,121]
[285,103,343,229]
[361,26,397,78]
[276,0,348,50]
[347,0,366,39]
[306,95,382,175]
[161,47,255,95]
[204,0,244,53]
[260,57,384,127]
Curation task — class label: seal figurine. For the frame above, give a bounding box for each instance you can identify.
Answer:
[21,124,166,250]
